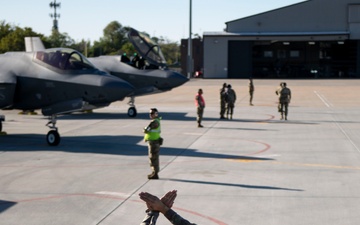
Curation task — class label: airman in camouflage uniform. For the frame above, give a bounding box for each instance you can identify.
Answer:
[278,82,291,120]
[225,84,236,120]
[220,83,227,119]
[143,108,162,179]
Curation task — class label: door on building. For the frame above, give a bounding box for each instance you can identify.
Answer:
[228,41,253,78]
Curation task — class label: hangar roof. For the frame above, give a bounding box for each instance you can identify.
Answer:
[206,0,360,40]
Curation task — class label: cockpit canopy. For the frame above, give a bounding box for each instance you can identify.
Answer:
[127,28,167,68]
[35,48,96,70]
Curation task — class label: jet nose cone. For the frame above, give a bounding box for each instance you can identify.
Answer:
[168,71,189,87]
[101,75,134,101]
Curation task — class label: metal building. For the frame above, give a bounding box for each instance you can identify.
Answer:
[180,38,203,77]
[203,0,360,79]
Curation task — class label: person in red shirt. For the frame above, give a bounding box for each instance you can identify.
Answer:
[195,89,205,128]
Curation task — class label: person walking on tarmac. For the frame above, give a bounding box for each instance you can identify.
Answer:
[225,84,236,120]
[278,82,291,120]
[249,78,254,106]
[195,89,205,127]
[275,82,284,114]
[143,108,163,179]
[219,83,227,119]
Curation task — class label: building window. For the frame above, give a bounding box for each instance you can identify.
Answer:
[277,50,286,59]
[290,50,300,58]
[264,51,273,58]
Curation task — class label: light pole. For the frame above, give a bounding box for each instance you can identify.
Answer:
[187,0,193,79]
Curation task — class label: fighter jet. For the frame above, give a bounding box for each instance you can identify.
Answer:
[0,47,134,146]
[88,28,189,117]
[24,28,188,117]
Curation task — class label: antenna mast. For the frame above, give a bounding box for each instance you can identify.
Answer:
[49,0,61,32]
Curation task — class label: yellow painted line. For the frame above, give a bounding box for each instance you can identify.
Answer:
[273,161,360,170]
[232,159,263,163]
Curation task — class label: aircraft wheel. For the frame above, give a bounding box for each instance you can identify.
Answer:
[47,130,61,146]
[128,107,137,117]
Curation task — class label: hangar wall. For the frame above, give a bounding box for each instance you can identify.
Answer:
[349,4,360,39]
[203,0,360,79]
[203,36,229,78]
[226,0,347,34]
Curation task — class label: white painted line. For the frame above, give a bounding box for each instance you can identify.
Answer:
[334,120,360,154]
[314,90,360,154]
[95,191,130,198]
[184,132,203,135]
[321,93,334,107]
[314,91,331,107]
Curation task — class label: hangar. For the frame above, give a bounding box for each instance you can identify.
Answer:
[202,0,360,79]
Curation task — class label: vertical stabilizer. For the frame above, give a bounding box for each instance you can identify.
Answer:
[25,37,45,52]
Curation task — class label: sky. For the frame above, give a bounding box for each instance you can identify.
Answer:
[1,0,305,43]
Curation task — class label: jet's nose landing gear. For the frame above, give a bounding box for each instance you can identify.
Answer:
[46,115,61,146]
[128,107,137,117]
[127,96,137,117]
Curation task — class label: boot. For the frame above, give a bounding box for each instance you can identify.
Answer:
[148,172,159,179]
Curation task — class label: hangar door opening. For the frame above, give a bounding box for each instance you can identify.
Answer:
[252,40,359,78]
[228,41,253,78]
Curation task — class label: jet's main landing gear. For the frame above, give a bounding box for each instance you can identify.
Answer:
[0,115,3,132]
[46,115,61,146]
[0,115,5,135]
[127,96,137,117]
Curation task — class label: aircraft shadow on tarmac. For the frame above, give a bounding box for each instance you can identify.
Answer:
[56,112,321,125]
[266,120,318,125]
[0,134,273,161]
[214,127,274,131]
[165,178,304,192]
[55,112,195,121]
[55,111,276,123]
[0,200,17,213]
[59,112,354,125]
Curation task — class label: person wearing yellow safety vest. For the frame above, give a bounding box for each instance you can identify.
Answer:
[143,108,163,179]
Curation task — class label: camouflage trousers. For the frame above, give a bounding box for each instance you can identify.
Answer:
[226,103,235,117]
[220,100,226,117]
[148,140,160,174]
[279,102,289,116]
[249,91,254,104]
[197,106,204,125]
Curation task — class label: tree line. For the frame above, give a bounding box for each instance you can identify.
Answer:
[0,20,180,66]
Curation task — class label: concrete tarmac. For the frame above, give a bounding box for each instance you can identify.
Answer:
[1,79,360,225]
